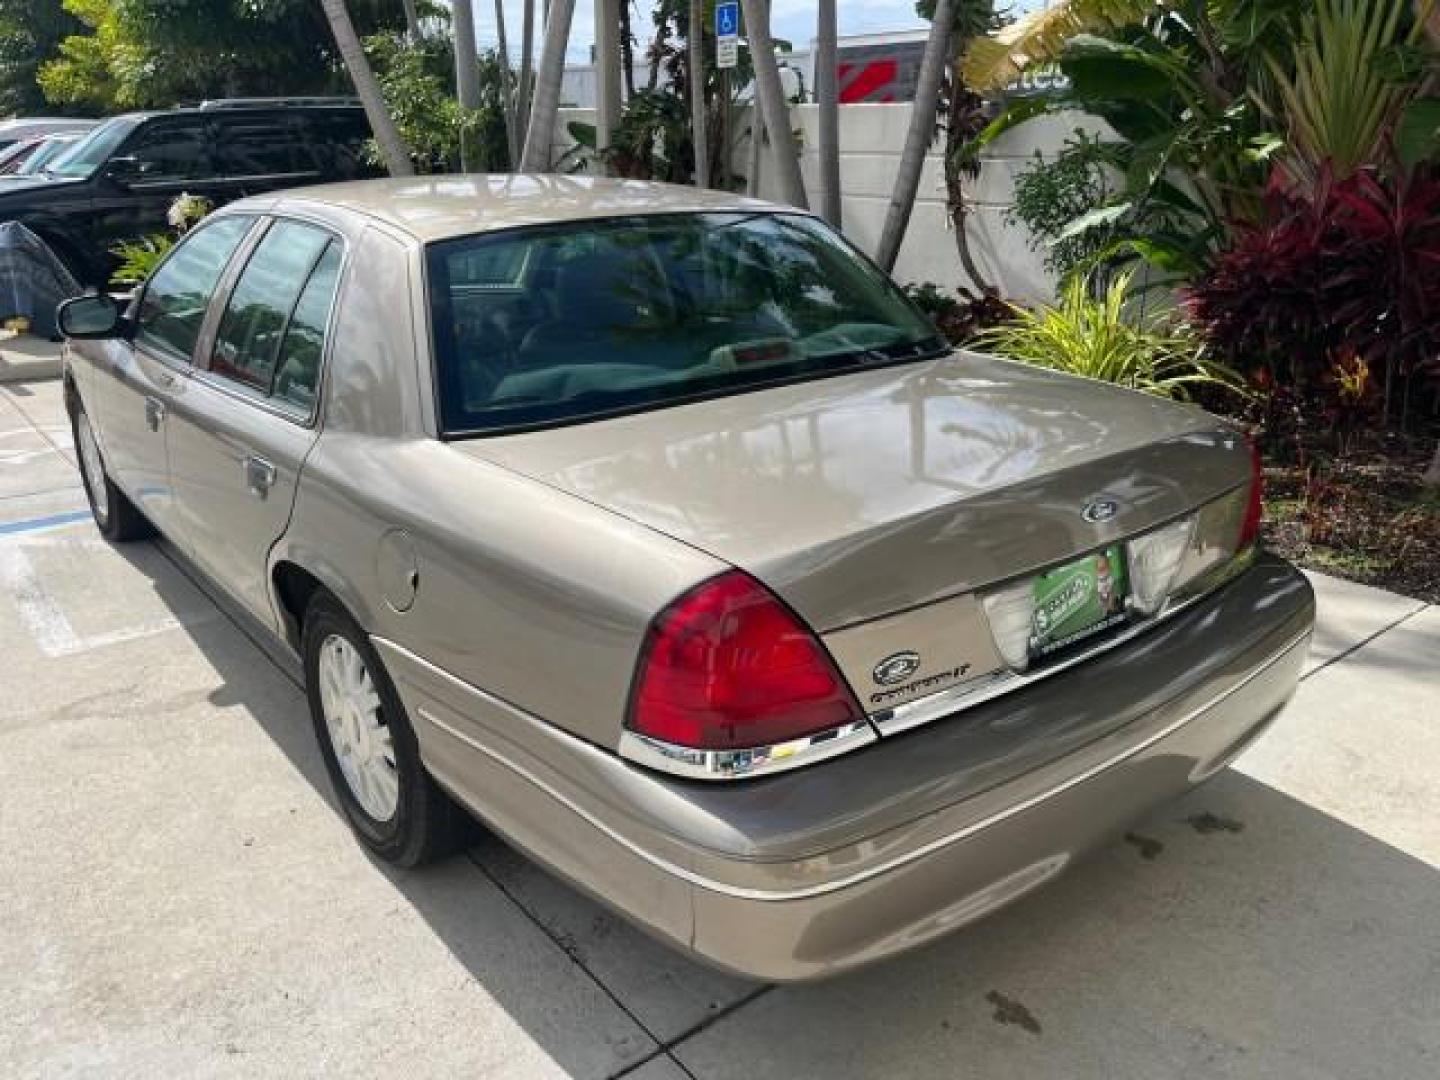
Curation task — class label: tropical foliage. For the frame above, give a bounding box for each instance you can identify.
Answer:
[976,272,1242,399]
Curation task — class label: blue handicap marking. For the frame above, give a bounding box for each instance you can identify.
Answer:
[715,1,739,38]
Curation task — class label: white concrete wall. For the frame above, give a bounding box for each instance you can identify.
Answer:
[552,102,1101,303]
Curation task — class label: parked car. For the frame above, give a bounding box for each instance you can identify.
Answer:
[58,177,1315,982]
[0,129,91,177]
[0,99,376,287]
[0,117,96,151]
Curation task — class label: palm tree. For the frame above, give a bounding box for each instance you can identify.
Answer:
[399,0,421,41]
[739,0,807,207]
[816,0,840,225]
[875,0,951,270]
[595,0,623,168]
[519,0,577,170]
[518,0,536,147]
[688,0,709,187]
[962,0,1153,92]
[320,0,414,176]
[452,0,482,170]
[493,0,520,164]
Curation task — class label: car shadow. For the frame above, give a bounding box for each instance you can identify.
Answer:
[115,538,1440,1078]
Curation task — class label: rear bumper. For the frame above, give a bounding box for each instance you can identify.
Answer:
[381,555,1314,982]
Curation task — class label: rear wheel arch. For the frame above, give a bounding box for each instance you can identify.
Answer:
[271,559,327,653]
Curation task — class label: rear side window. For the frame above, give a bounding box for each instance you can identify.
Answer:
[210,220,332,396]
[301,111,379,180]
[273,244,342,412]
[136,216,254,361]
[206,219,341,415]
[212,115,310,179]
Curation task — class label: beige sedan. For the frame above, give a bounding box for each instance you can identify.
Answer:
[58,177,1314,981]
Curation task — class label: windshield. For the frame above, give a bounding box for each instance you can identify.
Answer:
[45,117,137,178]
[17,136,79,175]
[427,212,943,434]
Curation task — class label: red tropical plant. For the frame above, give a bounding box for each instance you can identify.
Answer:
[1184,166,1440,400]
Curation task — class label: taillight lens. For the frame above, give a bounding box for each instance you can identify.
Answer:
[629,571,863,750]
[1238,433,1263,550]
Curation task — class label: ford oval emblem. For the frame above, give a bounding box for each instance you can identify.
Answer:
[873,651,921,686]
[1082,497,1120,524]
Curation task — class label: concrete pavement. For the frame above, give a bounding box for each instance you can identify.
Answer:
[2,374,1437,1079]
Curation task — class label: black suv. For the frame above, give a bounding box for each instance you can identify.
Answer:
[0,98,379,286]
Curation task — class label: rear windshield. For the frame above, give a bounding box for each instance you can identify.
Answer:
[426,212,944,434]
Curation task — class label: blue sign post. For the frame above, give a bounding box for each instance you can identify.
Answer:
[715,1,739,68]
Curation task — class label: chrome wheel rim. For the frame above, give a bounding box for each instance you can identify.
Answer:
[318,634,399,823]
[76,412,109,524]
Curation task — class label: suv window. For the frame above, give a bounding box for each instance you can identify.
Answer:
[213,115,311,179]
[135,216,254,361]
[210,220,336,404]
[299,111,377,180]
[122,118,210,183]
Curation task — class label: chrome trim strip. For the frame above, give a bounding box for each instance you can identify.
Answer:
[874,552,1254,738]
[383,628,1309,902]
[618,721,878,781]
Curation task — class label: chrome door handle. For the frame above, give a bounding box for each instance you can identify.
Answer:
[144,396,165,431]
[244,454,277,498]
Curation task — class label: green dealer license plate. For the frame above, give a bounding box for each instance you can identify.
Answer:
[1029,545,1130,660]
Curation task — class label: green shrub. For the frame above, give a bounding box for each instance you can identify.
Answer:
[109,234,173,287]
[976,272,1243,400]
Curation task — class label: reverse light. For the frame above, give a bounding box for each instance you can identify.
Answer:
[628,571,863,751]
[1126,516,1196,616]
[981,579,1037,673]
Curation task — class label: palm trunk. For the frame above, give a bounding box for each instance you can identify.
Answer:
[519,0,577,171]
[619,0,636,98]
[944,77,992,292]
[688,0,709,187]
[746,108,763,195]
[815,0,840,226]
[518,0,536,151]
[452,0,482,171]
[875,0,952,271]
[320,0,414,176]
[400,0,422,41]
[493,0,519,166]
[595,0,623,172]
[739,0,806,208]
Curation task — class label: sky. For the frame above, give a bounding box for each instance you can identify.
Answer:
[470,0,1048,63]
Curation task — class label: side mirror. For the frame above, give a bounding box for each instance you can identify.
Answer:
[57,293,123,339]
[101,155,144,186]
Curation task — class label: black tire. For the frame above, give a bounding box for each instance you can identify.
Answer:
[71,403,154,542]
[301,590,469,867]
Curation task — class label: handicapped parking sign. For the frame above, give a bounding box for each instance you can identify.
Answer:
[715,2,739,40]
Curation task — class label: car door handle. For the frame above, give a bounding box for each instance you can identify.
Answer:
[144,396,165,431]
[244,454,277,498]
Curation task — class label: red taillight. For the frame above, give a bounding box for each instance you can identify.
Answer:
[1238,434,1263,549]
[629,571,863,751]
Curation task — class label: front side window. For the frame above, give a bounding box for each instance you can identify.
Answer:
[135,215,254,361]
[426,213,943,434]
[122,119,209,183]
[210,220,334,397]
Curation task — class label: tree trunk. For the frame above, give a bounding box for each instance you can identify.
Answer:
[520,0,577,171]
[746,108,764,195]
[518,0,536,150]
[1425,440,1440,488]
[944,77,993,293]
[400,0,422,41]
[320,0,414,176]
[815,0,840,226]
[452,0,482,171]
[688,0,709,187]
[739,0,807,208]
[619,0,636,98]
[493,0,519,166]
[875,0,952,271]
[595,0,623,173]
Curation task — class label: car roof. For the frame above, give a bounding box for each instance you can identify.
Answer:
[255,175,791,244]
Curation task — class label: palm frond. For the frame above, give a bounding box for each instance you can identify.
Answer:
[961,0,1161,93]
